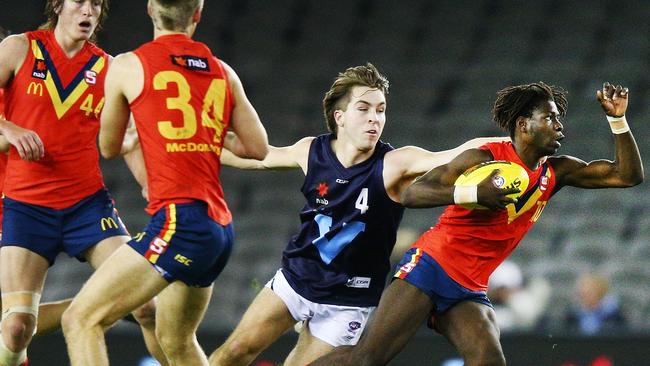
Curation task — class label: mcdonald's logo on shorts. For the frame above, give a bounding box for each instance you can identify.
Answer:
[100,217,118,231]
[27,82,43,96]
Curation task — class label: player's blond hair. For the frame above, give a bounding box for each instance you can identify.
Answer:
[322,63,389,136]
[40,0,110,41]
[150,0,203,32]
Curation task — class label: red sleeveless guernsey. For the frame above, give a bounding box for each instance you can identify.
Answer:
[130,34,234,225]
[414,141,556,291]
[3,30,108,208]
[0,88,7,226]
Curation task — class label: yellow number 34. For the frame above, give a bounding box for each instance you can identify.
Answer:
[153,70,226,142]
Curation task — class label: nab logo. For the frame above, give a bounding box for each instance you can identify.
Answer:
[32,59,47,79]
[100,217,118,231]
[170,55,210,71]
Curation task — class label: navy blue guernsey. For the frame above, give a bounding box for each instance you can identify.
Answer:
[281,134,405,307]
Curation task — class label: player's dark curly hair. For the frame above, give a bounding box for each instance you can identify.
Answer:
[322,63,389,136]
[492,82,568,139]
[0,26,10,41]
[39,0,110,42]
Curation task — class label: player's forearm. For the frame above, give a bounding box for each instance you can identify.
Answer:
[401,173,455,208]
[124,146,148,190]
[612,131,643,186]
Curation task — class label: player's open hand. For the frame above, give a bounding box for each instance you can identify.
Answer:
[596,82,628,117]
[0,120,44,161]
[476,169,520,210]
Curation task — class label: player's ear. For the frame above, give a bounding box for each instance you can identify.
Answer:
[146,0,153,17]
[193,7,202,24]
[334,109,344,127]
[516,116,528,134]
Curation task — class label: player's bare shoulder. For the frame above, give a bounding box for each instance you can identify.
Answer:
[0,34,29,80]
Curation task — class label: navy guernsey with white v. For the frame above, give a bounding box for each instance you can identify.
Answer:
[280,134,405,307]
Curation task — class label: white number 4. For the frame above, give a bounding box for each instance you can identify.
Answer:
[355,188,369,214]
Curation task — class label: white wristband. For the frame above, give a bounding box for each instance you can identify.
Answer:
[453,185,478,205]
[606,115,630,134]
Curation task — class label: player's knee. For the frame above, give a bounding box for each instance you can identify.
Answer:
[61,303,95,336]
[218,336,261,363]
[462,339,505,366]
[131,300,157,329]
[155,332,194,358]
[1,313,35,351]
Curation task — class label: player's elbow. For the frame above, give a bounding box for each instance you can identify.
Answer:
[625,170,644,187]
[242,143,269,161]
[400,186,420,208]
[99,143,120,159]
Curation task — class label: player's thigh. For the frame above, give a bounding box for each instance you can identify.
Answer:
[283,322,334,366]
[155,281,213,336]
[227,287,296,347]
[68,245,168,326]
[0,246,48,292]
[353,279,433,358]
[437,300,501,357]
[84,235,130,269]
[62,188,130,267]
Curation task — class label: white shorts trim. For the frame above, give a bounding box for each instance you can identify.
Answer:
[265,269,375,347]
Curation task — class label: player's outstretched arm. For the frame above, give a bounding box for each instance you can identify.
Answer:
[221,61,268,160]
[401,149,519,209]
[551,83,643,189]
[385,136,510,198]
[0,34,45,161]
[221,136,314,172]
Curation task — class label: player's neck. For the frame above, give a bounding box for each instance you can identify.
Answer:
[331,138,374,168]
[153,24,196,40]
[513,142,545,170]
[53,27,87,58]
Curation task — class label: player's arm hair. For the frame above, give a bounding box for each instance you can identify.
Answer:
[99,54,132,159]
[221,136,313,172]
[401,149,491,208]
[221,61,269,160]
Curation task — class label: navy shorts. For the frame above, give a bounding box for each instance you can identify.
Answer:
[1,188,129,265]
[128,201,234,287]
[394,248,492,315]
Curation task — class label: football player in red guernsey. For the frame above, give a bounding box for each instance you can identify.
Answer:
[0,3,167,365]
[61,0,268,365]
[310,82,642,366]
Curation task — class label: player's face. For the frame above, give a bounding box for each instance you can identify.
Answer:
[56,0,103,41]
[526,100,564,155]
[337,86,387,152]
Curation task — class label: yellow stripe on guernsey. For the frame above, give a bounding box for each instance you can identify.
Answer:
[506,168,552,224]
[31,40,105,119]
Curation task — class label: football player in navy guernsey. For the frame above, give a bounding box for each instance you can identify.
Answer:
[209,63,509,366]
